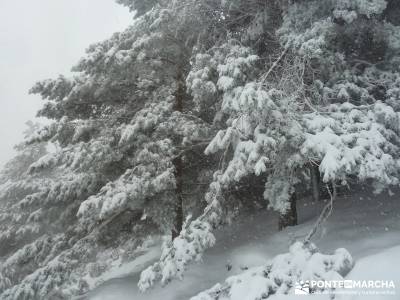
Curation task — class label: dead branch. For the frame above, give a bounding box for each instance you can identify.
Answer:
[260,43,290,85]
[304,183,336,243]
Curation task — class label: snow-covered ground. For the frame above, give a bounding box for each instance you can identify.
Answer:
[88,187,400,300]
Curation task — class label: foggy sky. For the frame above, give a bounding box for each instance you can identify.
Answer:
[0,0,132,167]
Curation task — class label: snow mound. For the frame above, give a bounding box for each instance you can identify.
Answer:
[191,242,353,300]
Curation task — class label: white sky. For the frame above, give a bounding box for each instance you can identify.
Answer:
[0,0,133,167]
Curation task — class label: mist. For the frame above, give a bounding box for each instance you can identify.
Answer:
[0,0,132,166]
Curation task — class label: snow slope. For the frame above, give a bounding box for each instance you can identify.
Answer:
[337,244,400,299]
[88,187,400,300]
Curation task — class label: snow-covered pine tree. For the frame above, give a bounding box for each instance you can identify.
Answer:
[0,117,139,298]
[0,0,224,298]
[116,0,160,16]
[287,0,400,194]
[0,122,47,260]
[140,0,400,291]
[202,0,400,229]
[138,0,291,289]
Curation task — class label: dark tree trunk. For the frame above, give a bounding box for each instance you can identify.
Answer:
[278,192,298,230]
[172,156,184,240]
[310,165,321,202]
[172,70,185,240]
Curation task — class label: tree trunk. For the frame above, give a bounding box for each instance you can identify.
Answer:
[171,70,185,240]
[310,165,321,202]
[172,156,184,240]
[278,192,298,230]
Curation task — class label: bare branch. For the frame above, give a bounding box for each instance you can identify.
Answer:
[304,183,336,243]
[260,43,290,85]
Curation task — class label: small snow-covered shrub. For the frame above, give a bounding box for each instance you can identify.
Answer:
[191,242,353,300]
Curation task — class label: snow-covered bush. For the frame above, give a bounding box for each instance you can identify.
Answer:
[191,242,354,300]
